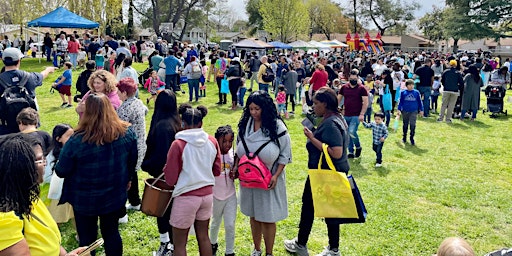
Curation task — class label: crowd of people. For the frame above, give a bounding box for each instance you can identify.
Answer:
[0,32,511,256]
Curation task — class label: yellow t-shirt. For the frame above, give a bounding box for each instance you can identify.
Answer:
[0,199,61,255]
[364,81,374,90]
[257,63,272,85]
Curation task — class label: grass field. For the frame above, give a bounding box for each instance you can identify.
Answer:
[3,58,512,256]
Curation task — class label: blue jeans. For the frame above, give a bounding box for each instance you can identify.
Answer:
[344,116,361,154]
[259,83,269,93]
[166,74,179,91]
[417,86,431,117]
[69,53,78,67]
[461,109,477,119]
[45,46,52,62]
[372,143,384,164]
[238,87,247,106]
[188,79,200,101]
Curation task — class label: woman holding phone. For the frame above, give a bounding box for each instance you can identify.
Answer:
[284,87,350,256]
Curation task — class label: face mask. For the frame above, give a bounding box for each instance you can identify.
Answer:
[349,80,358,85]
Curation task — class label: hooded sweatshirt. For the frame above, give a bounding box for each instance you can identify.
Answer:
[164,128,221,198]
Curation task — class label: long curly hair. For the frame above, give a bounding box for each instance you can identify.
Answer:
[87,70,118,94]
[238,90,283,142]
[148,90,180,138]
[0,134,41,217]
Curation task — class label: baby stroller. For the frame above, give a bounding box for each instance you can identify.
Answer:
[483,85,508,117]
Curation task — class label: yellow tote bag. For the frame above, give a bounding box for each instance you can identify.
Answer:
[308,143,358,218]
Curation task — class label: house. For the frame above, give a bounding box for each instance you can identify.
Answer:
[215,31,245,43]
[458,38,512,55]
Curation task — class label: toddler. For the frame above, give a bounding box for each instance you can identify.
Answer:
[210,125,237,256]
[276,85,288,118]
[144,70,166,105]
[363,112,388,167]
[431,76,441,113]
[200,60,208,97]
[95,49,105,70]
[397,79,424,145]
[77,47,87,69]
[364,74,375,123]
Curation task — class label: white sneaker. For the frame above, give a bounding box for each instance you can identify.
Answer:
[316,246,340,256]
[284,237,309,255]
[251,249,262,256]
[126,203,141,211]
[375,163,382,167]
[118,214,128,224]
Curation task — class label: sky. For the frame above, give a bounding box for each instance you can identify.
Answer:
[227,0,443,24]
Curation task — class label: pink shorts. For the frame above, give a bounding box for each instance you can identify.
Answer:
[170,194,213,229]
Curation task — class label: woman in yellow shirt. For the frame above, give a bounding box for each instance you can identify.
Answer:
[0,133,84,256]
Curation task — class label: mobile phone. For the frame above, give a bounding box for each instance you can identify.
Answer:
[78,238,104,256]
[301,118,315,131]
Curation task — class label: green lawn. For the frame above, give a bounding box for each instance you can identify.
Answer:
[3,58,512,256]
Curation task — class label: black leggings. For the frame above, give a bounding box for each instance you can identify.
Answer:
[297,177,340,249]
[286,94,296,112]
[75,207,125,256]
[216,77,227,103]
[229,79,242,103]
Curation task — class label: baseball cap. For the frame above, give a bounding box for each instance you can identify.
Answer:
[449,59,457,66]
[2,48,24,63]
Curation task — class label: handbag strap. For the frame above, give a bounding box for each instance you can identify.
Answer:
[151,172,166,186]
[240,130,287,159]
[318,143,336,171]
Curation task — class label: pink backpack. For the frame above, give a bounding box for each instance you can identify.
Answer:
[238,131,286,190]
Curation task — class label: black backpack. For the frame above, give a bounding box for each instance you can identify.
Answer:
[0,73,37,133]
[261,64,275,83]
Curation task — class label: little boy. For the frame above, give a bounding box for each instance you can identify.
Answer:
[363,112,388,167]
[52,62,73,108]
[397,79,424,145]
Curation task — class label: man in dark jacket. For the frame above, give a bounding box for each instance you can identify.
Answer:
[414,59,434,117]
[438,59,464,123]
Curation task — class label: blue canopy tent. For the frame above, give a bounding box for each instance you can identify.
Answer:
[269,41,293,49]
[27,7,99,63]
[27,7,99,28]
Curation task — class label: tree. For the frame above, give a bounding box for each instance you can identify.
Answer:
[358,0,419,36]
[131,0,210,40]
[306,0,343,40]
[246,0,263,32]
[445,0,512,40]
[417,6,447,42]
[259,0,309,42]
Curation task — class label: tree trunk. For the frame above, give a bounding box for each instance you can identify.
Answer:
[353,0,357,33]
[151,0,161,37]
[452,38,459,53]
[128,0,134,39]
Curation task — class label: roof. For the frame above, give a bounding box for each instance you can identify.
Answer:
[27,7,99,29]
[380,36,401,44]
[217,32,244,39]
[269,41,292,49]
[485,38,512,47]
[233,38,273,49]
[289,40,317,49]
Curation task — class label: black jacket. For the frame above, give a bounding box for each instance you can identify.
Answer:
[441,68,464,92]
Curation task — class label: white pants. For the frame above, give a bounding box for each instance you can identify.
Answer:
[209,194,237,254]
